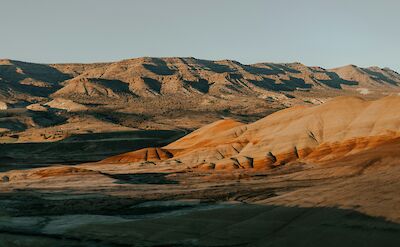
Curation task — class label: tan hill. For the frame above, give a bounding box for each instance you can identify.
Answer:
[45,98,88,112]
[331,64,400,88]
[102,96,400,170]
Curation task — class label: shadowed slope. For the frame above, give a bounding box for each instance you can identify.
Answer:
[0,59,70,100]
[52,77,133,99]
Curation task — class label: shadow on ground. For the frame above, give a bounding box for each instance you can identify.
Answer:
[0,130,185,172]
[104,172,179,185]
[0,190,399,247]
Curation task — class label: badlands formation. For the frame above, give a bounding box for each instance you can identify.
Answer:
[1,96,400,246]
[105,95,400,171]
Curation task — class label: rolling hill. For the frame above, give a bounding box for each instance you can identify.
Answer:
[0,57,399,106]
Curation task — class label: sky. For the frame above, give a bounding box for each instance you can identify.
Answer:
[1,0,399,71]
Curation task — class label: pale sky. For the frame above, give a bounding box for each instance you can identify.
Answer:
[1,0,399,71]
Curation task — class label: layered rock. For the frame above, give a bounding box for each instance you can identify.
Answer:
[102,96,400,170]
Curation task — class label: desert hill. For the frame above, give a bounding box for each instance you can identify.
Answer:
[51,58,400,100]
[332,64,400,88]
[0,59,70,102]
[1,57,400,106]
[52,77,132,99]
[103,96,400,170]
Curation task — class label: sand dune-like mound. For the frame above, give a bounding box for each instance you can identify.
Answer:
[103,96,400,170]
[45,98,87,112]
[102,147,174,163]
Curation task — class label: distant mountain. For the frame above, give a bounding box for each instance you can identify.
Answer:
[1,57,400,105]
